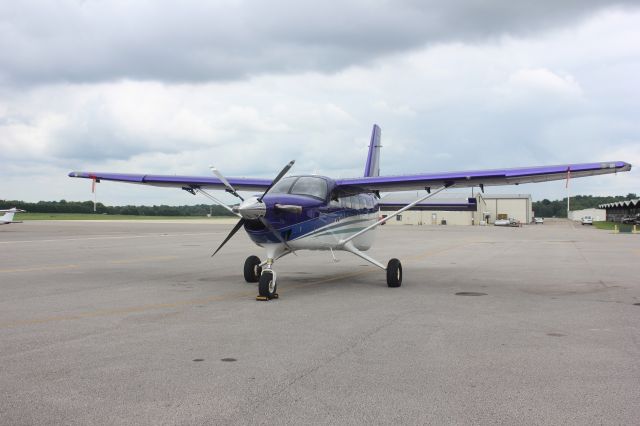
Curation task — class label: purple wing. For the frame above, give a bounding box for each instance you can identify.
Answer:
[336,161,631,192]
[68,171,272,192]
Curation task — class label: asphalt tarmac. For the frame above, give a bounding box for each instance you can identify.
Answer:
[1,219,639,425]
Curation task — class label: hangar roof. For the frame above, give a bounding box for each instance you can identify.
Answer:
[599,199,640,208]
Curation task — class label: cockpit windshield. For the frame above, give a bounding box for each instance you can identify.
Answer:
[268,176,297,195]
[290,177,328,199]
[267,176,328,200]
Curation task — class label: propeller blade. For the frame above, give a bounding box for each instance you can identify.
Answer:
[211,218,246,257]
[258,160,295,202]
[210,165,244,201]
[259,217,293,252]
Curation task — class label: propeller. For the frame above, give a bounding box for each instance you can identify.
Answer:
[212,218,245,257]
[210,165,244,201]
[210,160,296,257]
[257,160,295,202]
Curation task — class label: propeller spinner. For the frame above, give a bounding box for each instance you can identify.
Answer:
[211,161,296,257]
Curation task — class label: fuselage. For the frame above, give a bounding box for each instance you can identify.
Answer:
[243,175,379,251]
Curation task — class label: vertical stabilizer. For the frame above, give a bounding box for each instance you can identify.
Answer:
[363,124,382,177]
[0,208,25,224]
[1,211,15,222]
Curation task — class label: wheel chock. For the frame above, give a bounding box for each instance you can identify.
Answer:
[255,293,278,301]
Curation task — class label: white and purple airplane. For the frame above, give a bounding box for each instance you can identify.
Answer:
[0,208,26,225]
[69,125,631,299]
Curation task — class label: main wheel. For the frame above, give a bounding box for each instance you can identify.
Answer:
[386,258,402,288]
[258,270,277,298]
[244,255,262,283]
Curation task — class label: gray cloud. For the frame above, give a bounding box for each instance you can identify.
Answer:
[0,0,636,85]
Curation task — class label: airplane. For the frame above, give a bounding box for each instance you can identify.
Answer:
[0,208,26,225]
[69,125,632,299]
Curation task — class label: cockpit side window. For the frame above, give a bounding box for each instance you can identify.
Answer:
[290,177,328,200]
[268,176,297,194]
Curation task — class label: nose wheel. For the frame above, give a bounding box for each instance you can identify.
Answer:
[257,270,278,300]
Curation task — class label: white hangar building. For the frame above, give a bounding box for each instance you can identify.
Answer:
[381,193,533,226]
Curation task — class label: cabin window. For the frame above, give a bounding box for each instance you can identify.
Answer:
[350,196,358,209]
[364,196,374,209]
[290,177,328,200]
[362,195,369,210]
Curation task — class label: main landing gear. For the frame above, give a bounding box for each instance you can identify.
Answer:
[243,255,261,282]
[244,252,401,301]
[386,258,402,287]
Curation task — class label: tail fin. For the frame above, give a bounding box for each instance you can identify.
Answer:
[0,208,25,224]
[363,124,382,177]
[1,211,15,223]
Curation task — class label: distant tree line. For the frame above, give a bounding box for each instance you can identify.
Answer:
[0,199,235,216]
[3,194,637,218]
[532,194,637,218]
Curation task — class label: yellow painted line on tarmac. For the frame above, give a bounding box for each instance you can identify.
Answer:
[0,256,181,273]
[0,290,258,328]
[0,264,80,274]
[0,240,477,328]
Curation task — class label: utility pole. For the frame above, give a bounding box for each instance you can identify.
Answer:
[566,167,571,219]
[92,177,97,213]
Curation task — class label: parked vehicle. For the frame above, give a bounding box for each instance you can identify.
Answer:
[533,217,544,224]
[621,214,640,224]
[495,218,520,227]
[581,216,593,225]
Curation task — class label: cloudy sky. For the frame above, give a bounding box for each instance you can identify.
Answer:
[1,0,638,205]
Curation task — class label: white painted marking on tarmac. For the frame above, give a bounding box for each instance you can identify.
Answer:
[0,232,226,244]
[0,264,80,273]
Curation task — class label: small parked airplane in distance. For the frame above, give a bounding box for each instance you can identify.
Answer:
[69,125,631,299]
[0,208,26,225]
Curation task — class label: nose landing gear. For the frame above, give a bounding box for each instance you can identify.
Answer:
[257,269,278,300]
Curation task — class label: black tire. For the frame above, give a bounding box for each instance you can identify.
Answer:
[386,258,402,288]
[243,255,262,283]
[258,270,277,298]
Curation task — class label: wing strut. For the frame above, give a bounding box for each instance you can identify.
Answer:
[182,186,241,217]
[338,185,449,246]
